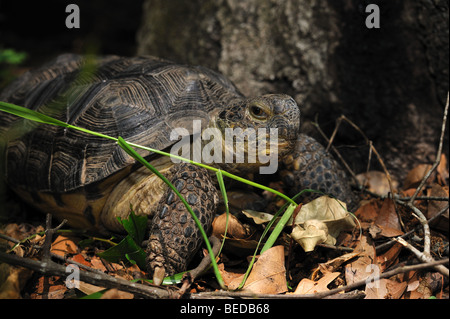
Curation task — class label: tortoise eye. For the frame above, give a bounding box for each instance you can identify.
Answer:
[250,105,269,120]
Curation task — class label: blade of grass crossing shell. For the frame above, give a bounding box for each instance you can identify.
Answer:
[0,102,296,207]
[215,170,229,257]
[0,101,117,142]
[117,137,225,289]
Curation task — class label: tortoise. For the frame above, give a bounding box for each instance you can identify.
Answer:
[0,54,357,285]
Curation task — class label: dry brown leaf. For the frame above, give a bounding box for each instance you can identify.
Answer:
[240,245,288,294]
[401,272,440,299]
[0,264,34,299]
[356,171,398,196]
[345,235,377,285]
[242,210,275,224]
[77,282,105,296]
[30,275,67,299]
[376,242,402,272]
[355,199,380,225]
[375,198,402,231]
[218,264,246,289]
[427,183,449,232]
[100,288,134,299]
[50,235,78,257]
[293,272,340,295]
[212,213,248,239]
[376,224,404,238]
[365,278,407,299]
[311,251,360,280]
[436,154,449,185]
[369,222,403,239]
[403,164,433,189]
[90,256,107,272]
[71,253,92,267]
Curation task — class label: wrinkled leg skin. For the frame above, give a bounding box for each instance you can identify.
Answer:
[282,134,359,211]
[146,163,219,285]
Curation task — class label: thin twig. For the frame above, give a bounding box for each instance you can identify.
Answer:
[312,115,359,187]
[192,258,448,299]
[400,93,449,257]
[363,187,449,201]
[397,200,432,256]
[317,114,405,229]
[178,236,222,296]
[41,214,67,261]
[395,237,449,277]
[409,92,449,204]
[376,203,449,252]
[336,115,396,196]
[0,231,105,274]
[0,251,176,298]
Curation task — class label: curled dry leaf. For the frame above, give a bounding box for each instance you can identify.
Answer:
[242,210,275,224]
[345,235,377,286]
[369,198,403,239]
[291,196,356,251]
[365,279,407,299]
[291,219,330,252]
[212,213,248,239]
[240,245,288,294]
[50,235,78,257]
[311,251,360,280]
[212,213,259,255]
[293,272,341,295]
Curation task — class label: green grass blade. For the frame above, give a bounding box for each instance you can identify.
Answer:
[215,170,229,257]
[0,101,296,205]
[0,101,117,142]
[260,203,296,254]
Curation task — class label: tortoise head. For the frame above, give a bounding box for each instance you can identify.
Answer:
[214,94,300,173]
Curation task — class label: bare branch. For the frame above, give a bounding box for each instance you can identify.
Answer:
[192,258,448,299]
[0,251,176,298]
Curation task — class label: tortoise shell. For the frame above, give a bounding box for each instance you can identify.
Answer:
[0,54,243,193]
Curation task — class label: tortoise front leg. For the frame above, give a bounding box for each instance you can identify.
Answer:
[281,134,359,211]
[146,163,219,285]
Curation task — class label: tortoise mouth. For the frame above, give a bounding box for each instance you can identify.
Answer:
[257,136,295,156]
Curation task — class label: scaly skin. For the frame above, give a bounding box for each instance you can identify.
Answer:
[146,163,219,284]
[282,134,358,211]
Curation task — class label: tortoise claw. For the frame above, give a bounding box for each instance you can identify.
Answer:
[153,266,166,286]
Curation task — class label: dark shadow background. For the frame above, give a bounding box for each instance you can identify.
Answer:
[0,0,143,66]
